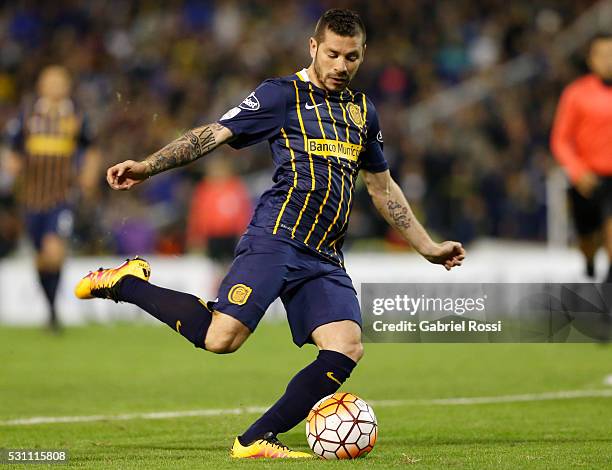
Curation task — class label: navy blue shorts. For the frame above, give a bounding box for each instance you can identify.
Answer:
[24,205,74,251]
[210,234,362,347]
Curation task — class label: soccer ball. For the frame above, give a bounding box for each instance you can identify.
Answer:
[305,392,377,459]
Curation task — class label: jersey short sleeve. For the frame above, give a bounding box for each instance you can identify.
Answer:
[218,79,287,150]
[359,98,388,173]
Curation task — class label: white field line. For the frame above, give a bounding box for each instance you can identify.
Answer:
[2,389,611,427]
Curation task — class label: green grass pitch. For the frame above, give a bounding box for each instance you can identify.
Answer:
[1,323,611,469]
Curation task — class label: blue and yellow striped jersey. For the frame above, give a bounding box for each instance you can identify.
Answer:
[7,97,92,211]
[219,69,388,267]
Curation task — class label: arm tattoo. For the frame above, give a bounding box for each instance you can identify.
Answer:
[143,123,224,176]
[386,200,412,229]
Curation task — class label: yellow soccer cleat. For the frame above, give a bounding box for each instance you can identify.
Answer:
[74,257,151,301]
[230,433,313,459]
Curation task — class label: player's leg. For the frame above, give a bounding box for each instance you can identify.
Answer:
[578,232,599,277]
[205,235,293,352]
[36,233,66,329]
[204,311,251,353]
[235,269,361,453]
[75,234,285,352]
[118,275,252,351]
[112,274,224,349]
[76,260,253,351]
[27,206,72,330]
[569,186,601,278]
[600,179,612,282]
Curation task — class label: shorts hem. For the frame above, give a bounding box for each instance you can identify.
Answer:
[294,317,362,348]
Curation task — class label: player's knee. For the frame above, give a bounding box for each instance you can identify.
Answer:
[349,342,364,362]
[334,341,364,363]
[204,333,241,354]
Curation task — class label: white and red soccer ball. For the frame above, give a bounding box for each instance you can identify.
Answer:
[306,392,378,459]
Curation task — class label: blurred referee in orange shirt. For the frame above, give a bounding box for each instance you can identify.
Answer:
[551,33,612,281]
[5,66,99,330]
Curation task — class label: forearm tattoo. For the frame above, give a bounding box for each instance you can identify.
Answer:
[143,123,223,176]
[386,200,412,229]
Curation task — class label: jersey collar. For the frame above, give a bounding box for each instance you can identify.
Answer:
[296,68,311,82]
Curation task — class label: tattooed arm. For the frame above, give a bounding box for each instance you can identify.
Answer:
[361,169,465,270]
[106,123,233,190]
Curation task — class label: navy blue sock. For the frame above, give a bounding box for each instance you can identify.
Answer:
[239,350,357,445]
[117,277,212,349]
[39,270,60,326]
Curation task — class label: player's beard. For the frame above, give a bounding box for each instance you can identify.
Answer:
[314,49,350,92]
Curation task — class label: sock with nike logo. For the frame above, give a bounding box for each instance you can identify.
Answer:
[117,277,212,349]
[238,349,356,445]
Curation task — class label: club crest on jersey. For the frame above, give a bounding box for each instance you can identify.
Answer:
[228,283,252,305]
[347,102,364,127]
[239,92,260,111]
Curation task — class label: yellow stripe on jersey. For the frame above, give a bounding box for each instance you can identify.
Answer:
[361,92,368,125]
[304,84,332,245]
[304,157,332,245]
[339,92,351,143]
[324,95,340,140]
[308,84,327,139]
[318,95,344,251]
[273,128,298,234]
[25,135,76,157]
[317,158,345,250]
[330,91,358,263]
[291,81,316,239]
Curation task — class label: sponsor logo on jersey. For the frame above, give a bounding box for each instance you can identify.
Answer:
[238,92,260,111]
[347,102,364,127]
[307,138,362,161]
[228,283,253,305]
[220,107,241,121]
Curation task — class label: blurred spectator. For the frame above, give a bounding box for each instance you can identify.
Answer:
[0,194,19,257]
[0,151,20,256]
[187,155,252,263]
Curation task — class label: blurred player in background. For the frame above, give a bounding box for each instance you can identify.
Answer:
[5,65,99,330]
[551,33,612,281]
[75,9,464,458]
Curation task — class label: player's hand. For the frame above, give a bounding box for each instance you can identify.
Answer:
[106,160,149,190]
[575,172,599,199]
[421,241,465,271]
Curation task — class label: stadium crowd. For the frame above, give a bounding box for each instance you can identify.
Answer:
[0,0,599,257]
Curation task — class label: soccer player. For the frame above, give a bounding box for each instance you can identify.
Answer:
[6,65,99,330]
[551,33,612,281]
[75,9,465,458]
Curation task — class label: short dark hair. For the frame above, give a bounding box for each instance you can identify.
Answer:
[314,9,366,45]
